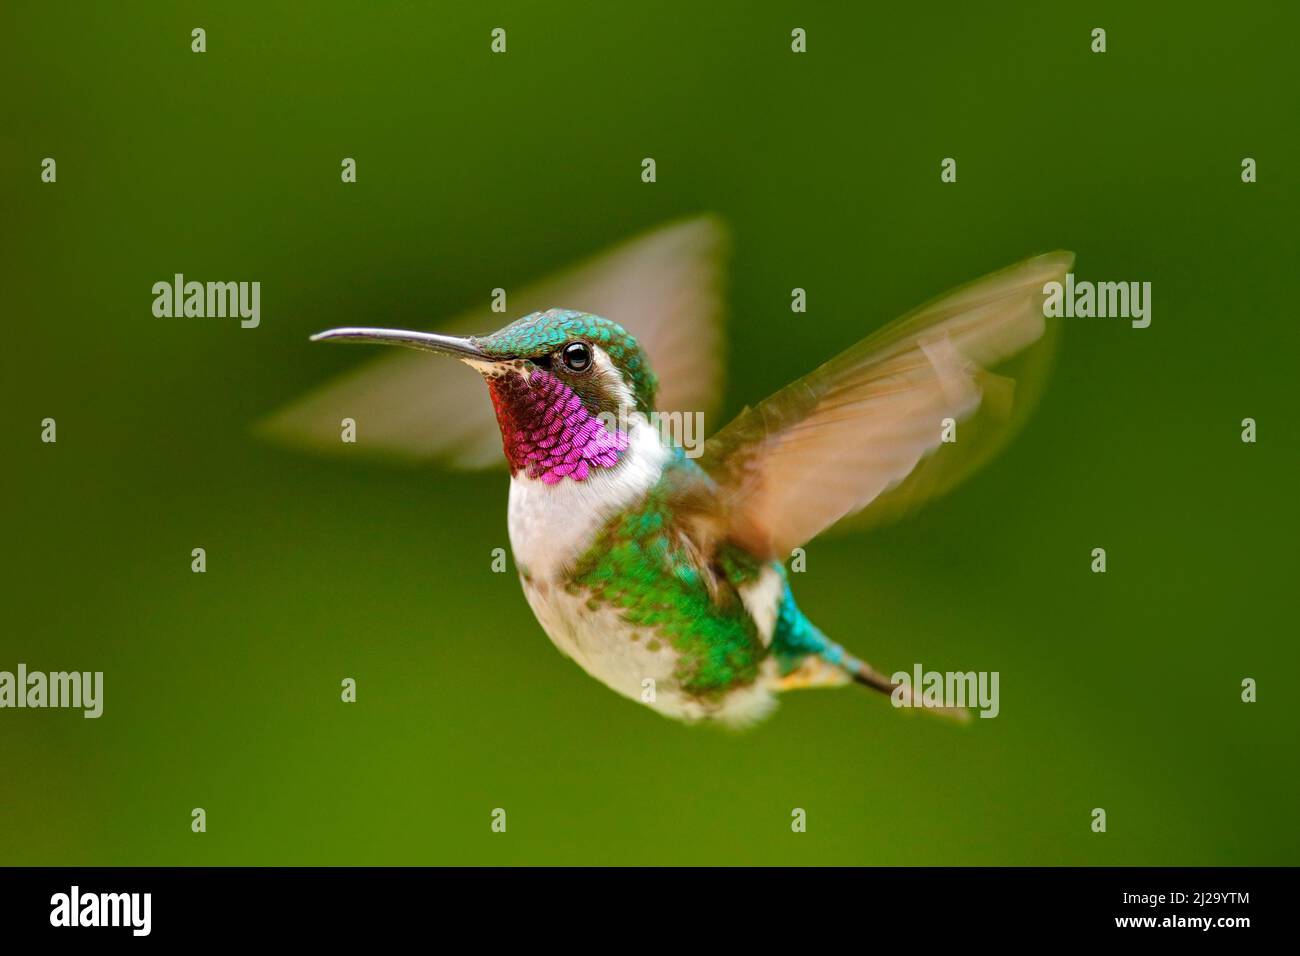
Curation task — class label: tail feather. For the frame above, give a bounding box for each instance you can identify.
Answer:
[847,658,972,723]
[817,636,972,723]
[769,571,969,722]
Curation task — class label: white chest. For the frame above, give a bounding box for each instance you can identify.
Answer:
[506,418,666,580]
[504,420,779,725]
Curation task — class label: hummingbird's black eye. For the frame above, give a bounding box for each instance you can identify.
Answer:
[561,341,592,373]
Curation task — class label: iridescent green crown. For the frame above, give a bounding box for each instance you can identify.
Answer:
[473,309,658,413]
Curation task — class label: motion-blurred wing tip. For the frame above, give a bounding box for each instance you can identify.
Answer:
[252,409,316,451]
[1034,250,1076,273]
[674,211,731,249]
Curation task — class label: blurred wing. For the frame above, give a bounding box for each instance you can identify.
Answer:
[258,215,729,467]
[699,251,1073,559]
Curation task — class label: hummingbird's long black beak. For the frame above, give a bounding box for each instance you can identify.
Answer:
[309,327,487,360]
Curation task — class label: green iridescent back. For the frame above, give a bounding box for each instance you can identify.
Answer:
[472,309,659,414]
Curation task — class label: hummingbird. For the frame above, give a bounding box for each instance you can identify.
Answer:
[264,217,1072,726]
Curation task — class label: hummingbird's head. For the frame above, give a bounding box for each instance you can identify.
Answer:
[311,308,657,484]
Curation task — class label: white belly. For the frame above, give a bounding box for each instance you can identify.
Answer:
[505,420,778,725]
[517,575,778,725]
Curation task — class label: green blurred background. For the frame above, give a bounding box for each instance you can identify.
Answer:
[3,1,1297,865]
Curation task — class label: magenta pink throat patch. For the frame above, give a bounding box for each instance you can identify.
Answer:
[488,370,629,483]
